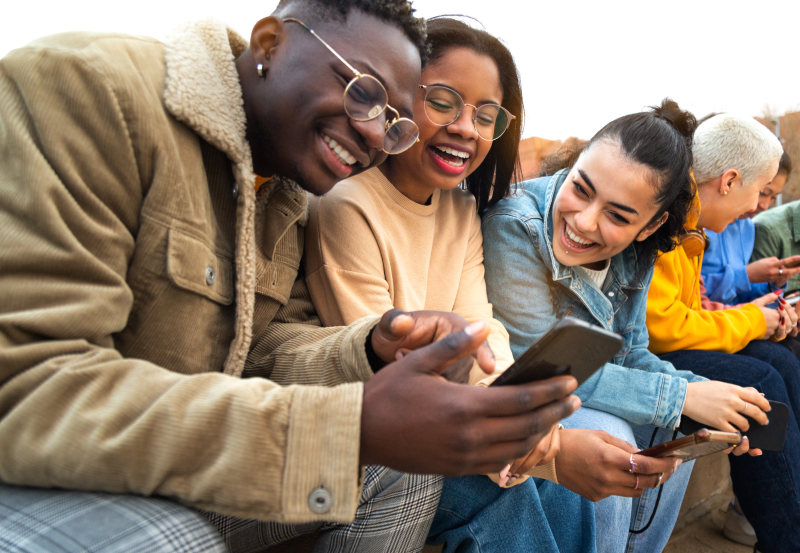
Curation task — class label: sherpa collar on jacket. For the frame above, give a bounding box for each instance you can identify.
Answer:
[162,19,308,376]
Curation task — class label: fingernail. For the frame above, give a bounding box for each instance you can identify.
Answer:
[765,418,770,425]
[760,393,766,396]
[777,289,784,296]
[499,464,511,479]
[464,321,486,336]
[498,475,508,488]
[757,452,763,456]
[506,476,518,487]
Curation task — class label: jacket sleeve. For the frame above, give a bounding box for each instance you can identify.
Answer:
[751,224,785,262]
[481,212,693,428]
[646,249,766,354]
[0,40,365,524]
[452,209,515,386]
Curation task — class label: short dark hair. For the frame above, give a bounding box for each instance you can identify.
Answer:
[425,17,524,213]
[779,149,793,176]
[539,98,698,270]
[276,0,429,66]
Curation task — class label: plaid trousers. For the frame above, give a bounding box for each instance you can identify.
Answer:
[206,466,444,553]
[0,485,226,553]
[0,467,442,553]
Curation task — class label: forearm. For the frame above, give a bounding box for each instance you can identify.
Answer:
[0,346,364,523]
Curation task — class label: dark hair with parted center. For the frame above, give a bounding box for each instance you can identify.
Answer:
[276,0,430,66]
[538,98,698,270]
[425,17,524,213]
[779,149,793,177]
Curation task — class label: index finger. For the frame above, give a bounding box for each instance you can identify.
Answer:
[472,375,579,417]
[632,454,682,476]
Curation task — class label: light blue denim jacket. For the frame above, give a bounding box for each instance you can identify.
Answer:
[482,171,706,429]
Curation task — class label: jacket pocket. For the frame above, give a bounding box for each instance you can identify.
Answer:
[166,227,234,305]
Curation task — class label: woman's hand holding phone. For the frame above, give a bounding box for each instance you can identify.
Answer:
[683,381,770,456]
[746,256,800,286]
[553,430,681,501]
[752,293,782,339]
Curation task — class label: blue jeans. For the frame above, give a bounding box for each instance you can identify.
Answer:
[427,408,692,553]
[660,340,800,553]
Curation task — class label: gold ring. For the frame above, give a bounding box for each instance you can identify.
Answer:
[657,472,664,487]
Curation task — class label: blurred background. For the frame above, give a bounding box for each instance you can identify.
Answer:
[3,0,798,198]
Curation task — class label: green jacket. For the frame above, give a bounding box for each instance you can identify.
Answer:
[752,200,800,293]
[0,19,377,524]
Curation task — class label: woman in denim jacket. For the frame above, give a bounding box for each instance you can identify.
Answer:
[431,100,767,553]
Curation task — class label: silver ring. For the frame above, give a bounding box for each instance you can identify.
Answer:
[657,472,664,487]
[780,268,784,275]
[742,401,748,413]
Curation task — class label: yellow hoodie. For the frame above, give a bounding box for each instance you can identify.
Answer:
[646,241,767,355]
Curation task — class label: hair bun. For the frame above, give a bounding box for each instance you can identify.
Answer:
[652,98,698,144]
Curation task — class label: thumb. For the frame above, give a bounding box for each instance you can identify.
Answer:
[752,293,779,307]
[375,308,415,341]
[403,320,490,376]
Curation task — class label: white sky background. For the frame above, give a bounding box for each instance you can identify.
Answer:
[2,0,798,140]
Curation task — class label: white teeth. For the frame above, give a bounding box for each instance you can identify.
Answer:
[434,145,470,159]
[323,134,357,166]
[566,225,595,246]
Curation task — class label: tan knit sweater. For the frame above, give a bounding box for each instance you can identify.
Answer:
[305,168,514,384]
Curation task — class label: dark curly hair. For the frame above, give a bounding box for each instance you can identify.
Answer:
[276,0,430,66]
[538,98,698,271]
[779,149,793,177]
[425,17,524,213]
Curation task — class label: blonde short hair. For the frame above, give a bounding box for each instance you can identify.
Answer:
[692,114,783,186]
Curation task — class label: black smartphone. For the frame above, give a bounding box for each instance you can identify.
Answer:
[679,400,789,452]
[639,429,742,462]
[490,317,624,387]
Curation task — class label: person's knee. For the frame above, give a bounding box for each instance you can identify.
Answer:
[561,407,635,444]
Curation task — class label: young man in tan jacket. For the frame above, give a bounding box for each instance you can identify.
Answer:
[0,0,580,550]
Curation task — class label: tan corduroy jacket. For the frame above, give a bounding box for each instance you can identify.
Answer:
[0,20,379,524]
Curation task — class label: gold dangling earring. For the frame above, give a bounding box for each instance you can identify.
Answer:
[257,64,265,78]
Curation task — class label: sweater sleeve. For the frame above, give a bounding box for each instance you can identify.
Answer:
[451,209,515,385]
[646,249,766,354]
[0,39,365,525]
[305,192,396,327]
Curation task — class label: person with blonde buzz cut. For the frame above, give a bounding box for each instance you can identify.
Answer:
[646,113,800,552]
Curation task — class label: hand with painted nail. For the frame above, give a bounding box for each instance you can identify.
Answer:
[684,380,770,451]
[554,429,681,501]
[370,309,497,383]
[751,293,782,339]
[360,320,581,475]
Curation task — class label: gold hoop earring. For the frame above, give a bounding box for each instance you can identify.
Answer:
[257,64,266,78]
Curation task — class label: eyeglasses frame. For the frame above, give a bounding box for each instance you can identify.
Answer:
[418,84,516,141]
[282,18,420,153]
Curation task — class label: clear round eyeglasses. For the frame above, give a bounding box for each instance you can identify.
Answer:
[419,84,516,141]
[283,18,420,155]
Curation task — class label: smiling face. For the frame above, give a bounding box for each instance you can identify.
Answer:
[552,140,664,269]
[379,47,503,203]
[741,170,788,218]
[697,160,779,233]
[239,12,421,195]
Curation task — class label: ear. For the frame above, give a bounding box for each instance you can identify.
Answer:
[250,16,285,73]
[636,212,668,242]
[719,168,740,195]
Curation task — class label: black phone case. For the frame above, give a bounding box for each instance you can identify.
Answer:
[490,317,624,387]
[678,400,789,452]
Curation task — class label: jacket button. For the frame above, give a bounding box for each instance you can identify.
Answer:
[608,291,614,297]
[308,488,332,514]
[205,266,216,286]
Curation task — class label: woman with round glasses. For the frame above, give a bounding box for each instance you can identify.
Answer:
[304,17,522,383]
